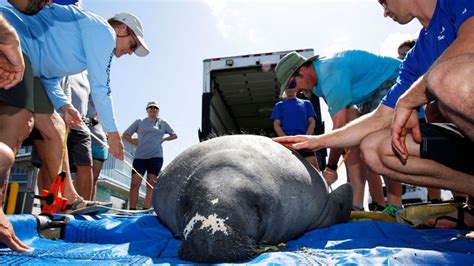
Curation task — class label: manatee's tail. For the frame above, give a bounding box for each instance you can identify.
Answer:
[315,183,353,228]
[179,223,257,263]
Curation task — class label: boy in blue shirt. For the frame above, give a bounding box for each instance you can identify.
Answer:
[271,87,319,170]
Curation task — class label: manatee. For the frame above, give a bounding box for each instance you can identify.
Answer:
[152,135,352,263]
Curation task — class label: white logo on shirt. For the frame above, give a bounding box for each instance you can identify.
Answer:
[438,26,446,41]
[462,8,467,14]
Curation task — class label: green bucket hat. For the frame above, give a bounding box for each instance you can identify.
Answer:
[275,51,319,96]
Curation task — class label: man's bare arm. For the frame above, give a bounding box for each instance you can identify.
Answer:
[274,104,393,151]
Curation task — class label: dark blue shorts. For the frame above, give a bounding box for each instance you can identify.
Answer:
[132,157,163,176]
[420,123,474,175]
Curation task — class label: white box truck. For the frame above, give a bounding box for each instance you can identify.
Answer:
[199,49,327,167]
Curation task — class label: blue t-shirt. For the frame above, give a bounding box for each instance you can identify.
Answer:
[271,98,317,135]
[0,4,118,132]
[382,0,474,108]
[312,50,401,116]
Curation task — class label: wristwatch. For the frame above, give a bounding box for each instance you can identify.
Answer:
[326,164,337,171]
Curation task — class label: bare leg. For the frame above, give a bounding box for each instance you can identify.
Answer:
[361,129,474,197]
[0,143,14,207]
[32,139,50,192]
[33,113,65,181]
[0,103,33,252]
[91,160,104,200]
[344,146,366,207]
[366,169,385,207]
[143,174,157,209]
[304,156,320,171]
[0,102,33,152]
[74,165,93,201]
[427,54,474,140]
[427,188,441,202]
[0,143,32,252]
[129,173,141,209]
[384,177,402,206]
[33,131,95,207]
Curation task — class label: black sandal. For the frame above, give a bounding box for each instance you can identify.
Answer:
[64,197,112,215]
[432,203,474,230]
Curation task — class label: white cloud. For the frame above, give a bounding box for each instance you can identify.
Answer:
[204,0,263,47]
[379,32,416,58]
[322,35,351,56]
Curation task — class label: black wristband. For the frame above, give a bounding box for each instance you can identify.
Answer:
[326,164,337,171]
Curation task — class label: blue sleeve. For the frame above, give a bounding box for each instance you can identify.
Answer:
[449,0,474,30]
[124,119,140,136]
[82,25,117,132]
[60,76,72,102]
[163,120,176,135]
[41,77,69,110]
[321,69,352,116]
[304,100,316,119]
[381,38,424,109]
[271,102,283,120]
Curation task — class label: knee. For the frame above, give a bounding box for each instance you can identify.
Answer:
[0,143,15,175]
[12,111,34,143]
[360,133,380,164]
[427,55,473,101]
[131,176,142,187]
[36,114,65,142]
[426,62,447,98]
[360,132,386,174]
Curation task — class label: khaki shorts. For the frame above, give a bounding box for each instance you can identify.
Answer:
[0,54,53,114]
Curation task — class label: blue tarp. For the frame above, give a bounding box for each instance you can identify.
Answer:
[0,214,473,264]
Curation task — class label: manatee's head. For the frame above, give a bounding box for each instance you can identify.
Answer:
[178,210,259,263]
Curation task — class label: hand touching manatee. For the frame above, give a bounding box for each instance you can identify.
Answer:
[272,135,322,151]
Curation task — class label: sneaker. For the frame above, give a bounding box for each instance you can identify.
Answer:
[369,202,385,212]
[382,204,403,217]
[352,205,364,211]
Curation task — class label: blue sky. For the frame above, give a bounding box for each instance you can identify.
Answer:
[3,0,422,183]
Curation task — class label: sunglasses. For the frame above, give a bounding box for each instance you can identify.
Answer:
[129,31,139,52]
[378,0,388,9]
[147,106,159,110]
[287,71,302,89]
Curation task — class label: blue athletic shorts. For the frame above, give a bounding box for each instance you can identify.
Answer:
[132,157,163,176]
[91,144,109,161]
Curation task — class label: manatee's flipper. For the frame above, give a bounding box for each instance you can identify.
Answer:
[314,183,353,228]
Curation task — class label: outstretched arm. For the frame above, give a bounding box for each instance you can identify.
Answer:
[273,104,394,151]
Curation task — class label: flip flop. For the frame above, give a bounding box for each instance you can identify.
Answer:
[65,197,112,215]
[396,202,474,230]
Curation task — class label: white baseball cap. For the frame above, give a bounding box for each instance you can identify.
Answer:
[111,12,150,57]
